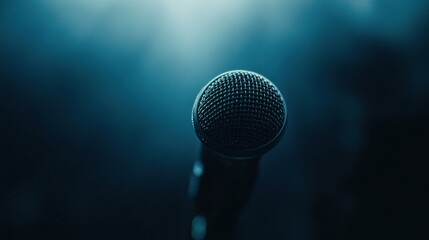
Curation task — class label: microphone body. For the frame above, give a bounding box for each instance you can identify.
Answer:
[189,146,259,239]
[189,70,287,239]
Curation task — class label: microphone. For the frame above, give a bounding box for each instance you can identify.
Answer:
[188,70,287,240]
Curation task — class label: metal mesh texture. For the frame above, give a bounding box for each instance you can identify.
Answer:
[196,70,285,151]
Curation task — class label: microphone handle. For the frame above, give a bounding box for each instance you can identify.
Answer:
[188,146,260,240]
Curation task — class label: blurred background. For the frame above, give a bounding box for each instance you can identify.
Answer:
[1,0,428,239]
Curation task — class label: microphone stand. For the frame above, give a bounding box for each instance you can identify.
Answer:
[188,146,260,240]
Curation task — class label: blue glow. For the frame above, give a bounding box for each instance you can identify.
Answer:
[192,161,204,177]
[191,215,207,240]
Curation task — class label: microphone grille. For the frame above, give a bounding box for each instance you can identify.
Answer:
[193,70,287,157]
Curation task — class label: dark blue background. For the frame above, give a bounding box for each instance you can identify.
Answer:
[1,1,428,239]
